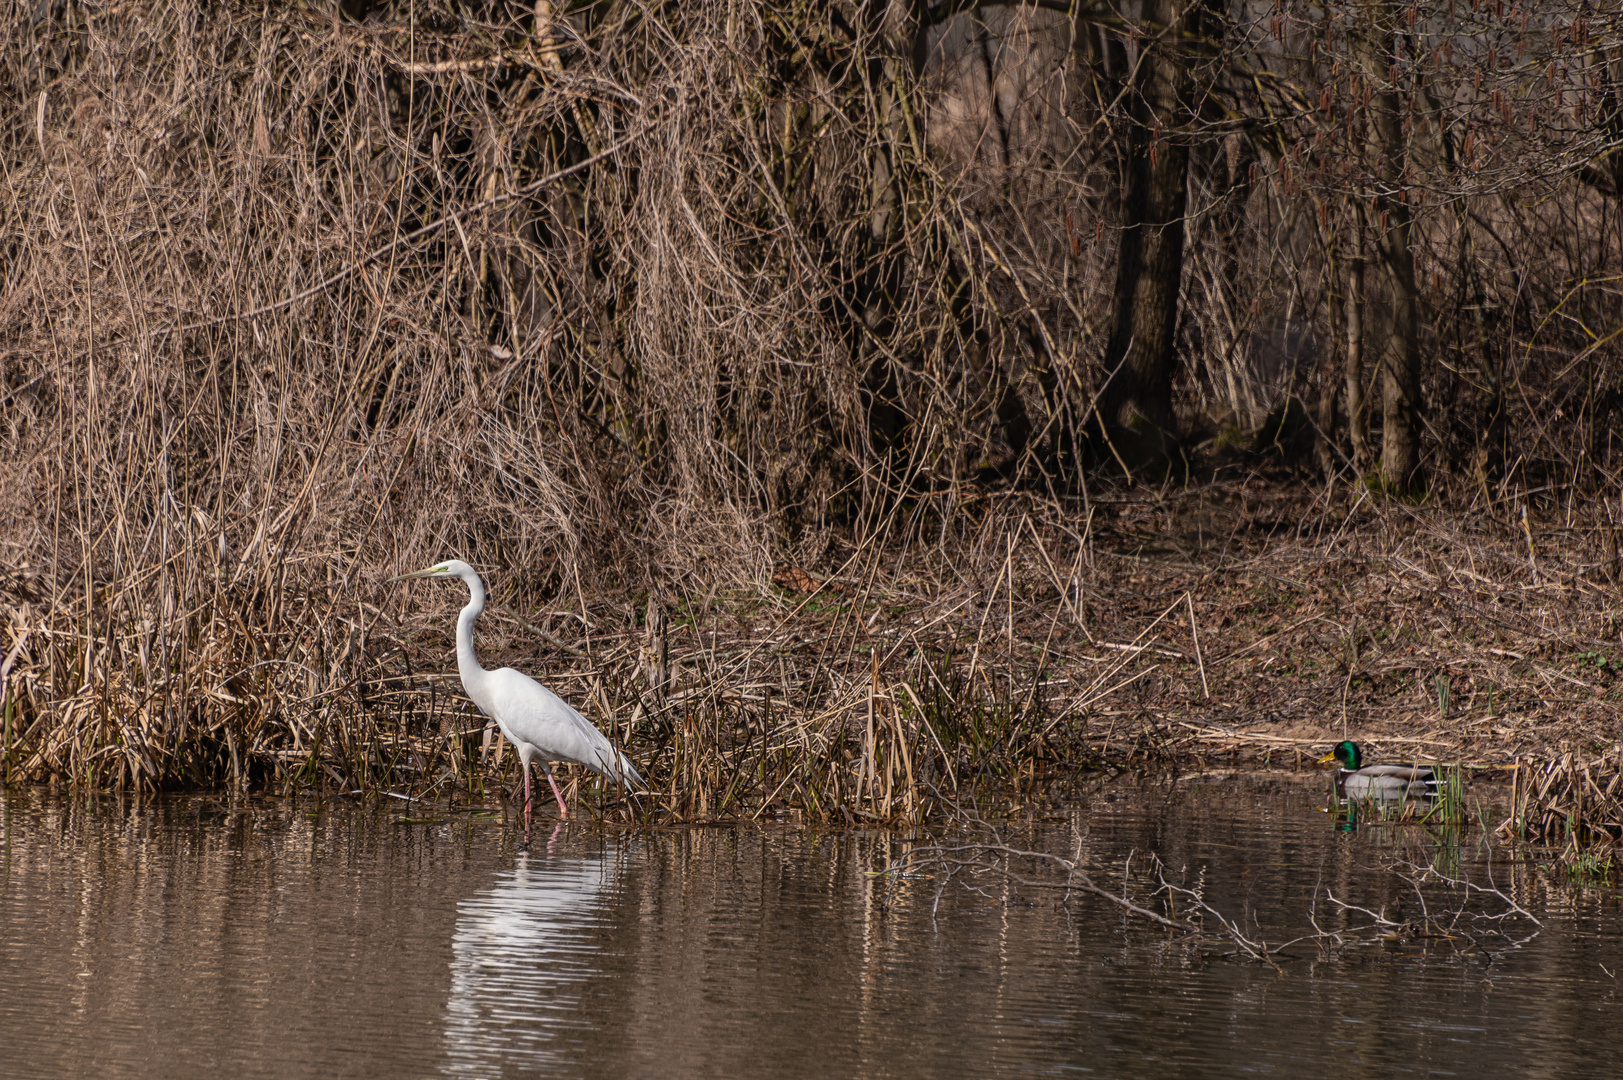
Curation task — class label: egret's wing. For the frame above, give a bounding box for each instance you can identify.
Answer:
[488,668,642,786]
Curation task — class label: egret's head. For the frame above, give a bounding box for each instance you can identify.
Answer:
[394,559,476,581]
[1316,740,1361,770]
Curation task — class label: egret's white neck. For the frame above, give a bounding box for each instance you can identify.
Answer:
[453,567,491,702]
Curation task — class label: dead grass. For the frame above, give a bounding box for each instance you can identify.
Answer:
[1499,751,1623,863]
[3,4,1621,821]
[13,478,1621,824]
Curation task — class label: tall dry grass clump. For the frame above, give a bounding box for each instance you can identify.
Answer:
[1501,752,1623,859]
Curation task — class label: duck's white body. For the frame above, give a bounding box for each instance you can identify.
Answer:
[1335,763,1437,801]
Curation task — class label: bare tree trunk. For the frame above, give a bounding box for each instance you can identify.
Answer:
[1376,216,1423,491]
[1345,216,1368,472]
[846,0,934,471]
[1096,0,1191,472]
[1356,1,1423,492]
[1455,203,1503,480]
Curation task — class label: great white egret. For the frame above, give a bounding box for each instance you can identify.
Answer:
[396,560,642,833]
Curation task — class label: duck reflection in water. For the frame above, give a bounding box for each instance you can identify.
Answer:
[442,825,625,1077]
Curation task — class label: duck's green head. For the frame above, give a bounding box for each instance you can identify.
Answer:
[1316,740,1362,770]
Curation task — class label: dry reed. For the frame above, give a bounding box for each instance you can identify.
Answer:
[1500,751,1623,857]
[2,2,1621,818]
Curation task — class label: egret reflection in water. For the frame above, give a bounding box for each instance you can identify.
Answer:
[442,828,626,1077]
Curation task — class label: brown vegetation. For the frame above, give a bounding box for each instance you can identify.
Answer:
[2,1,1621,820]
[1501,749,1623,861]
[6,479,1622,824]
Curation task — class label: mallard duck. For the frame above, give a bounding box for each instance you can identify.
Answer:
[1317,741,1438,801]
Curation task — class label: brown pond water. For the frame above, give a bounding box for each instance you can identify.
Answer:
[2,773,1619,1079]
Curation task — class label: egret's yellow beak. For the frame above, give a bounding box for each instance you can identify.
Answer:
[392,565,446,581]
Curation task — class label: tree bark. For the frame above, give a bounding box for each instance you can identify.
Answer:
[1356,1,1423,492]
[1095,0,1191,472]
[1345,218,1368,472]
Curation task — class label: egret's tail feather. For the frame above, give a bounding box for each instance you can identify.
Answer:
[594,749,644,790]
[619,754,645,790]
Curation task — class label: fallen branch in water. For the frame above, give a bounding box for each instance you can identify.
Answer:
[887,841,1197,932]
[882,834,1544,967]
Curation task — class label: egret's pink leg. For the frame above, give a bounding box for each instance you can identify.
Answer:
[522,764,533,838]
[546,771,570,819]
